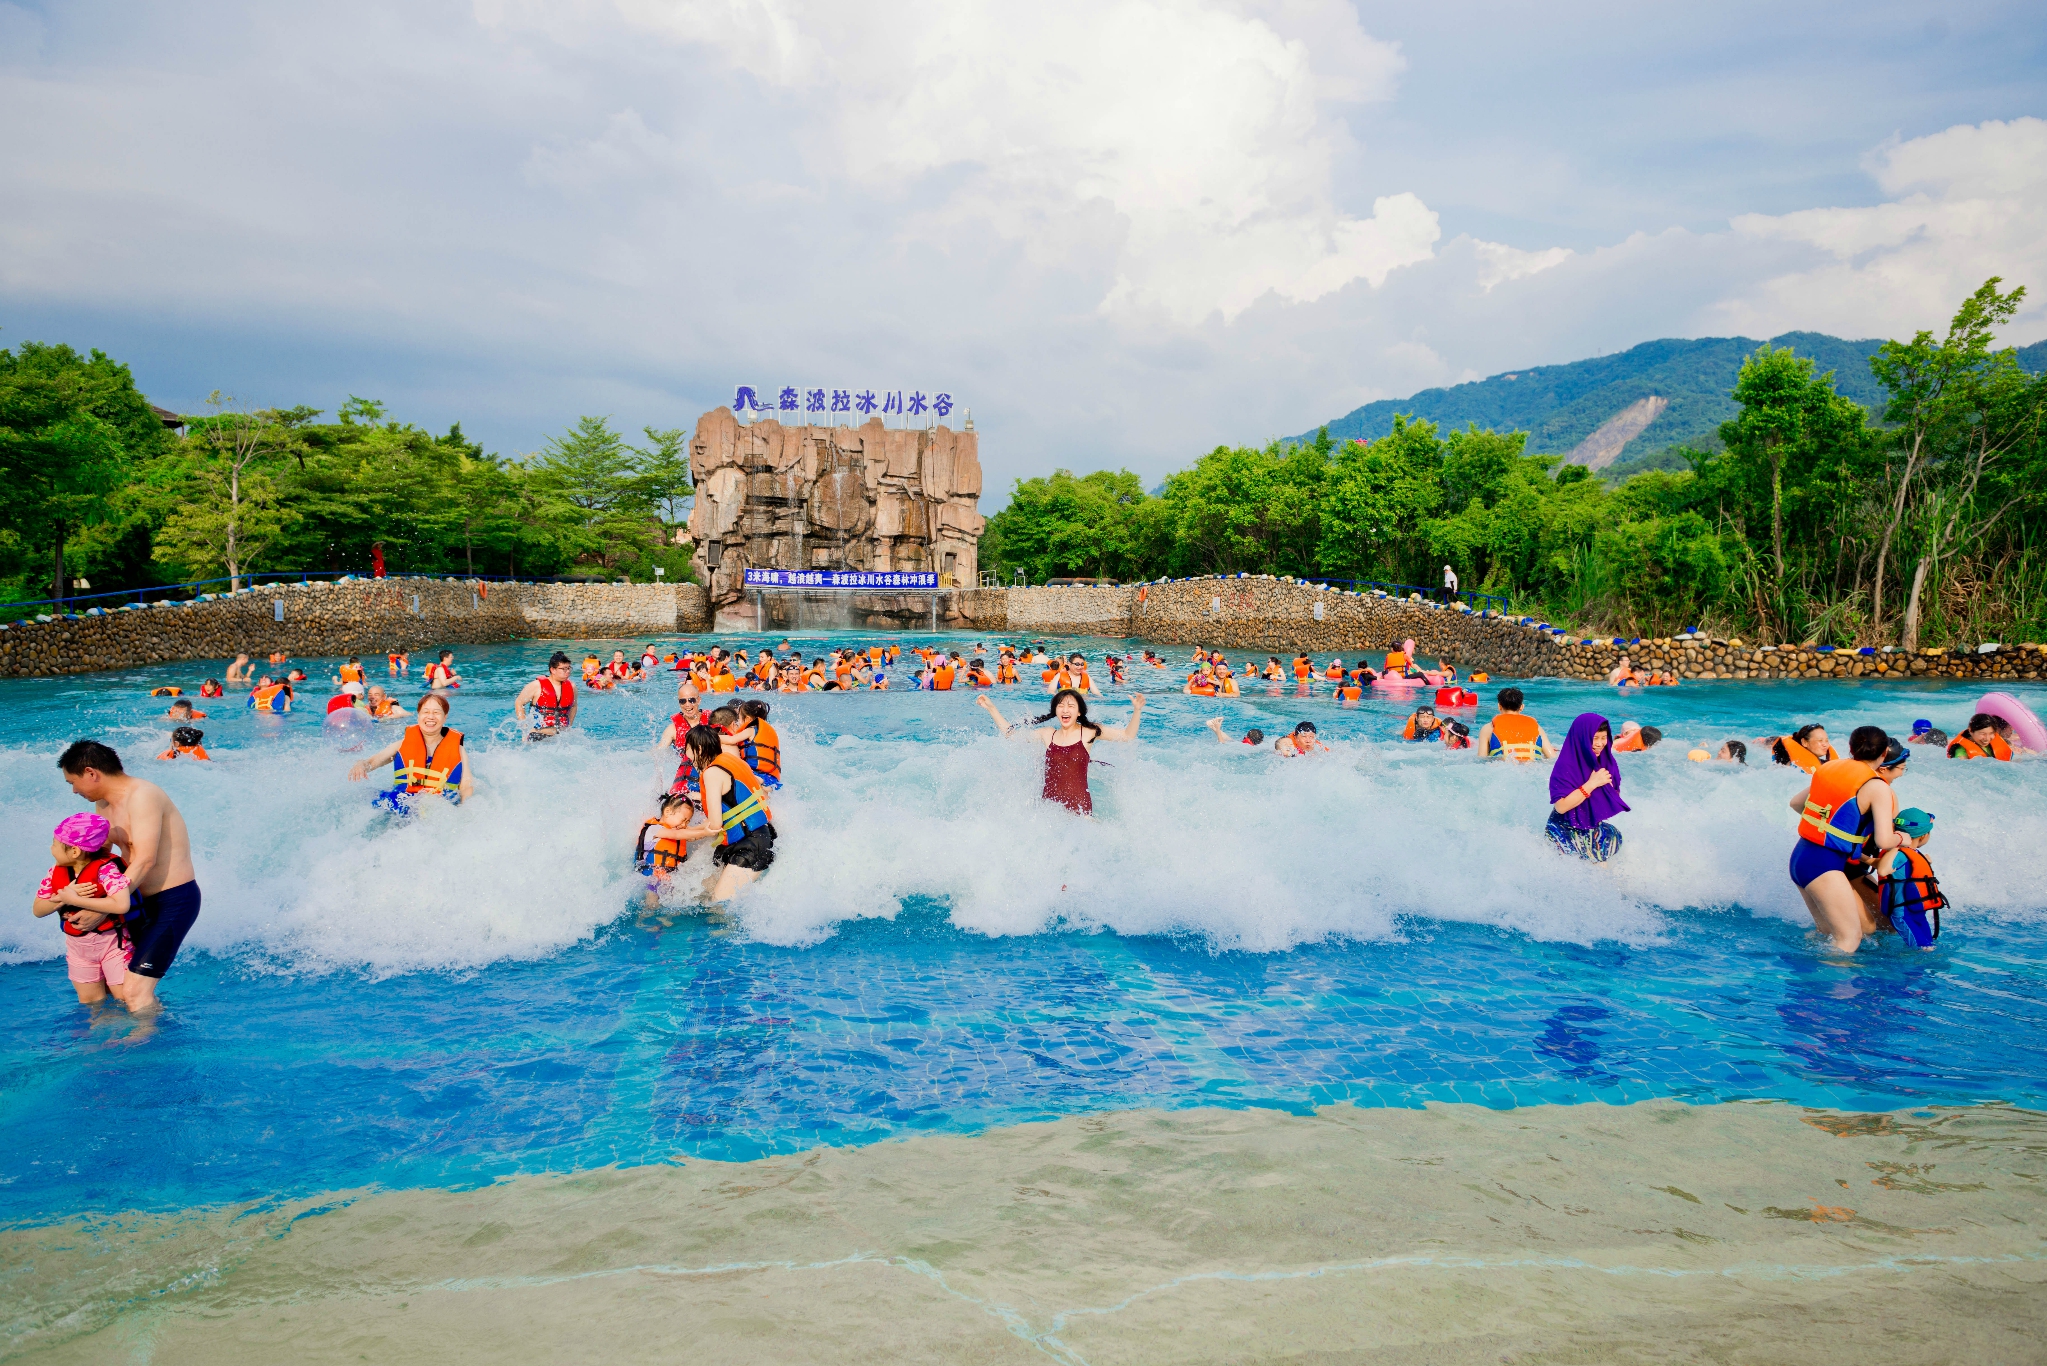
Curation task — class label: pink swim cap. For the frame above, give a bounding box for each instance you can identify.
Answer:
[54,812,110,852]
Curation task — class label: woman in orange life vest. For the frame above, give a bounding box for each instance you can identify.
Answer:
[156,726,210,761]
[1323,659,1345,682]
[977,688,1145,817]
[660,722,778,903]
[1948,713,2015,760]
[350,692,472,810]
[733,698,783,788]
[1262,656,1283,681]
[1763,723,1837,774]
[1787,726,1908,953]
[515,651,578,740]
[996,654,1020,685]
[1275,721,1323,756]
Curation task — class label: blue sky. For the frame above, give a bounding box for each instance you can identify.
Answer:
[3,1,2044,503]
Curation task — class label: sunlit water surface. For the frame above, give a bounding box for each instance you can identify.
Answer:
[3,633,2044,1223]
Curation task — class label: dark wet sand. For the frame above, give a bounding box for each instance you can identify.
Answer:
[7,1100,2046,1364]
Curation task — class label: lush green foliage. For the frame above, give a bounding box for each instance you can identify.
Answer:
[0,353,694,606]
[984,282,2047,644]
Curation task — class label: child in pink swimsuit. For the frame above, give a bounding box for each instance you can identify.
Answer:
[31,812,134,1005]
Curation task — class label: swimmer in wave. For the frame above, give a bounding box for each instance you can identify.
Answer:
[976,688,1144,816]
[515,651,578,739]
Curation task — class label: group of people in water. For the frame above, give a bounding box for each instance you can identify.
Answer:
[31,631,2039,1017]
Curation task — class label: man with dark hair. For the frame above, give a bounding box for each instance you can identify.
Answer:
[1477,687,1553,762]
[57,740,200,1012]
[515,651,578,739]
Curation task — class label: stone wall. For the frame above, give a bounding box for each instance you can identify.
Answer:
[0,580,711,678]
[944,576,2045,684]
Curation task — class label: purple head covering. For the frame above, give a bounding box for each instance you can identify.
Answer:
[54,812,111,852]
[1549,712,1629,829]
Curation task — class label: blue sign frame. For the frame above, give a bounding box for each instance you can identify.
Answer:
[743,569,939,590]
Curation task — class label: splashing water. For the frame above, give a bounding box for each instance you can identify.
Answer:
[3,634,2045,1219]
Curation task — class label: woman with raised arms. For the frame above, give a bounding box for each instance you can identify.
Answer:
[977,688,1144,816]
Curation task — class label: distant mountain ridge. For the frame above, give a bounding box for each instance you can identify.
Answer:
[1298,332,2047,480]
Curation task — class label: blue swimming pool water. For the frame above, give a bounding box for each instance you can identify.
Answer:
[3,635,2044,1223]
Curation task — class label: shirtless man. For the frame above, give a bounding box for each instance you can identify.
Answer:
[224,652,253,686]
[57,740,199,1013]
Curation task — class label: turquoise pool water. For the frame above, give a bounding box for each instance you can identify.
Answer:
[3,635,2044,1223]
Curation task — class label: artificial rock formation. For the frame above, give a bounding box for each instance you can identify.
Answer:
[686,407,985,628]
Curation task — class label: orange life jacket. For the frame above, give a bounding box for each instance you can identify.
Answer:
[155,743,211,761]
[1948,733,2012,760]
[339,663,365,684]
[1384,651,1408,671]
[1613,729,1647,753]
[1293,659,1311,679]
[743,722,782,783]
[1775,735,1836,773]
[635,821,687,874]
[1324,663,1343,680]
[997,661,1018,683]
[1488,712,1542,762]
[1797,759,1878,854]
[392,725,464,795]
[1187,676,1218,696]
[933,665,955,690]
[703,753,772,845]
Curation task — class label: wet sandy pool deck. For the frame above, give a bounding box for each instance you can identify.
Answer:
[8,1099,2045,1364]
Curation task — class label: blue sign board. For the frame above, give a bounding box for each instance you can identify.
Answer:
[734,387,954,420]
[743,569,939,590]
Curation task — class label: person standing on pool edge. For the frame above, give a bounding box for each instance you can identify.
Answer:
[515,651,577,740]
[1788,726,1907,953]
[976,688,1145,816]
[1547,714,1628,861]
[56,740,200,1014]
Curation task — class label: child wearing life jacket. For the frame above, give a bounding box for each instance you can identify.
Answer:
[1948,714,2014,760]
[1479,688,1552,762]
[634,791,700,889]
[156,726,210,761]
[1399,706,1444,741]
[166,697,208,721]
[1612,723,1662,753]
[32,812,134,1005]
[338,657,366,686]
[1206,718,1266,747]
[1873,807,1946,949]
[1442,720,1472,751]
[198,679,225,698]
[247,677,293,712]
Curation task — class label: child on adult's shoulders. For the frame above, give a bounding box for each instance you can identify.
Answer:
[31,813,134,1005]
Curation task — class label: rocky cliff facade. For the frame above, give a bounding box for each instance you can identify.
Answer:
[686,407,985,629]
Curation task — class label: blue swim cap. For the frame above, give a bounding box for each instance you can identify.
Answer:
[1912,718,1933,734]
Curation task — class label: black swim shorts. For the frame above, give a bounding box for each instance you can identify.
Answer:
[711,824,776,873]
[128,880,202,979]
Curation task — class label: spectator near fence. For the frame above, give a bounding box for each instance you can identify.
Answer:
[1441,564,1459,604]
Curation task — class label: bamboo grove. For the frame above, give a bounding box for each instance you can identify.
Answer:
[982,281,2047,647]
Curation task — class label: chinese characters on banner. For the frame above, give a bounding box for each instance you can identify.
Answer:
[742,569,940,589]
[733,387,956,421]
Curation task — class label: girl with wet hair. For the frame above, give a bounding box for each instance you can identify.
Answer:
[977,688,1145,815]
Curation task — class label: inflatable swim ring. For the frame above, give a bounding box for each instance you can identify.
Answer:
[323,707,372,752]
[1977,692,2046,753]
[1434,687,1479,709]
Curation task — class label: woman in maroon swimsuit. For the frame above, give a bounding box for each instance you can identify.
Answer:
[977,688,1146,815]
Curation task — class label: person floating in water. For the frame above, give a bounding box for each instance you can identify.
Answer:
[977,688,1144,816]
[1786,726,1906,952]
[1762,724,1836,774]
[350,692,471,809]
[424,650,461,689]
[1874,807,1945,949]
[166,697,208,721]
[32,811,135,1008]
[516,652,577,739]
[155,726,210,761]
[225,652,253,687]
[1275,721,1322,756]
[1206,718,1265,747]
[1948,713,2014,760]
[1547,714,1628,861]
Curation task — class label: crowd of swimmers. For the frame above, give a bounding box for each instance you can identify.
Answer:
[32,632,2043,1016]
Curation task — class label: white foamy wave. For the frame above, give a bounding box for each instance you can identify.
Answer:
[3,684,2043,973]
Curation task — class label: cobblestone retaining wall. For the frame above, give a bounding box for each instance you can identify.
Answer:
[0,580,711,678]
[946,576,2044,684]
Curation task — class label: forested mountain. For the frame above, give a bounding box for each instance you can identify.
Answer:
[986,281,2047,647]
[1298,333,2047,480]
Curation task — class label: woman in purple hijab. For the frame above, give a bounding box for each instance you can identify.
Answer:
[1547,712,1629,860]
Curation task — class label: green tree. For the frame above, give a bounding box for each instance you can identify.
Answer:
[981,468,1153,583]
[153,393,302,589]
[526,415,662,573]
[0,342,171,604]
